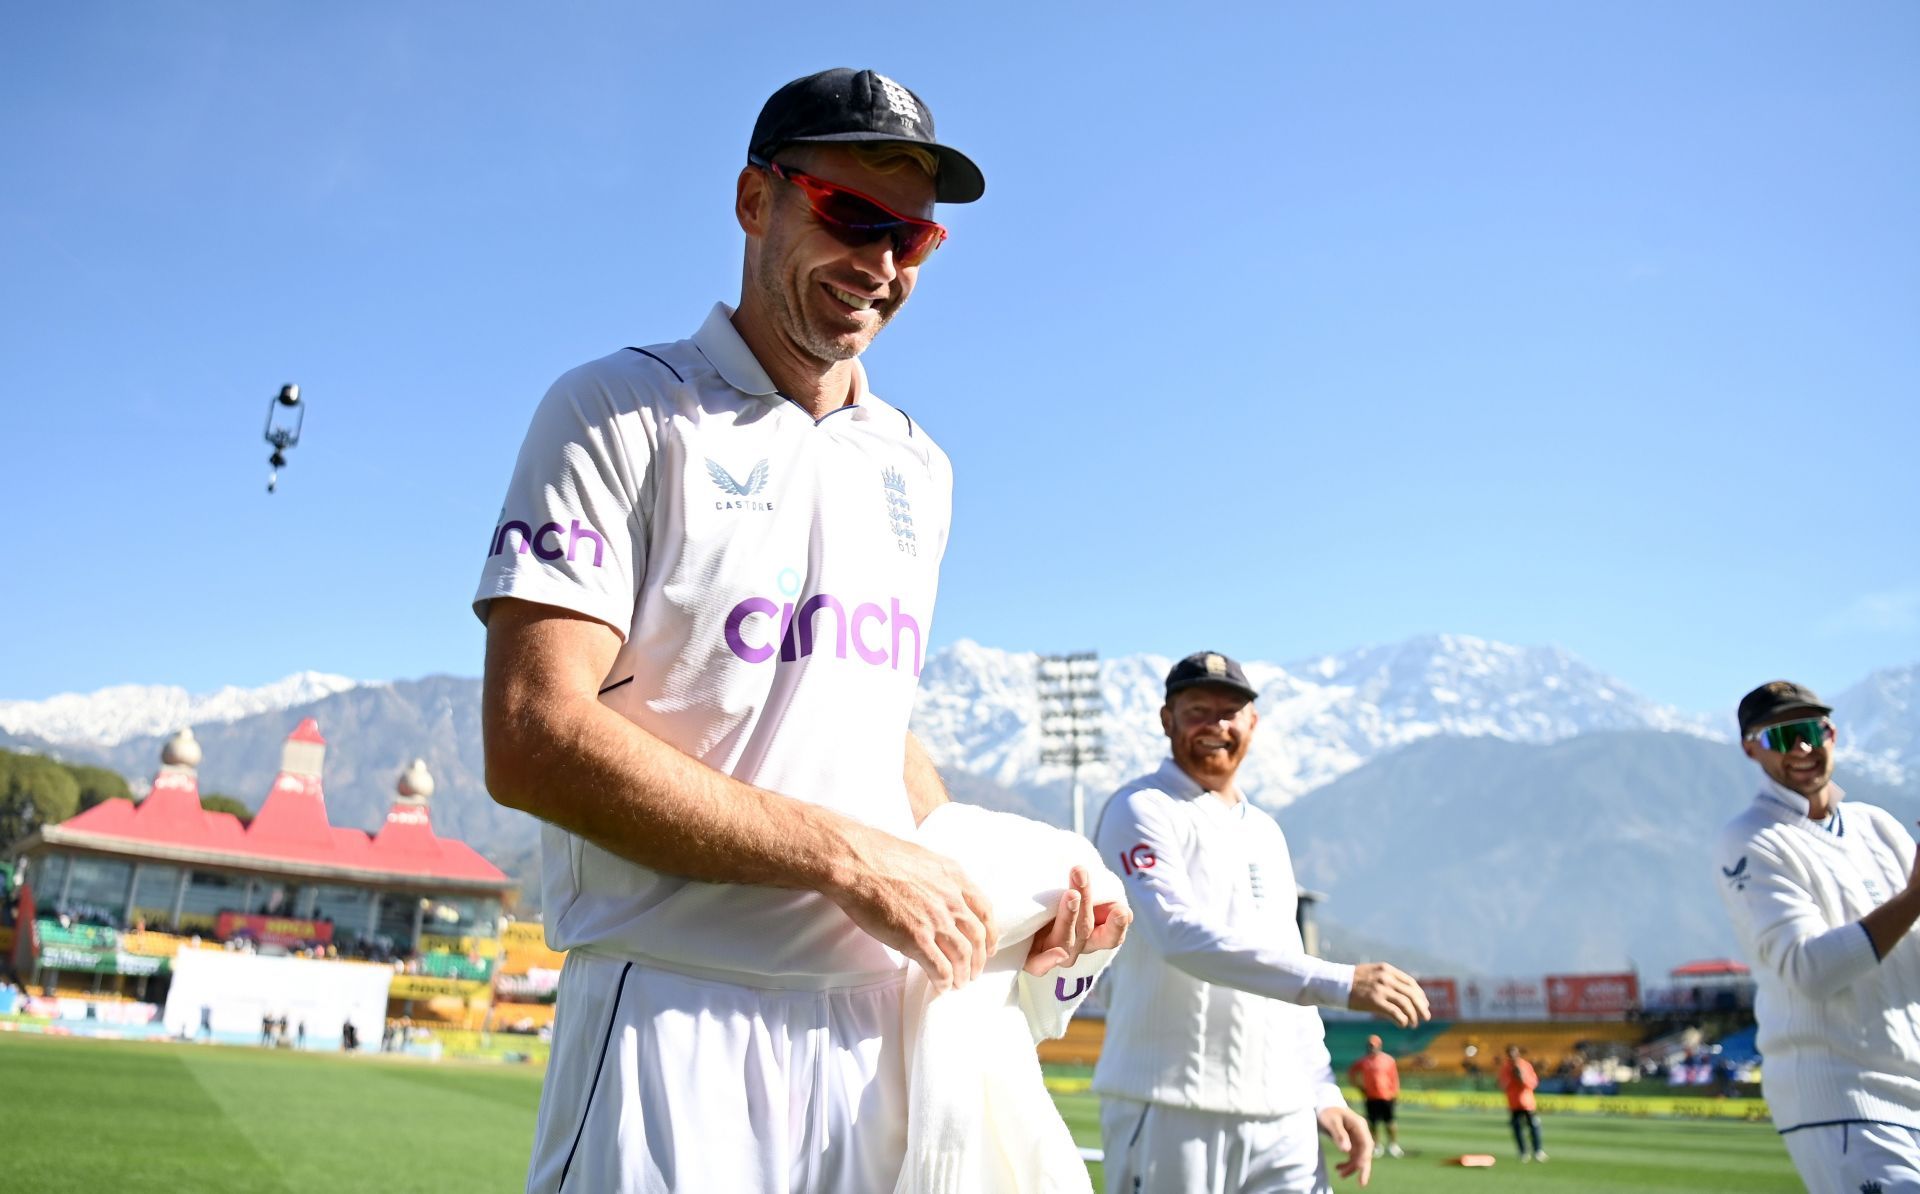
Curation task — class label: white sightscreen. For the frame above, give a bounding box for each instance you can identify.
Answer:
[163,949,393,1047]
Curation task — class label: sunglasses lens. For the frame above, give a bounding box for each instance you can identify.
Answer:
[891,224,943,266]
[784,170,944,265]
[1759,719,1830,751]
[811,189,890,230]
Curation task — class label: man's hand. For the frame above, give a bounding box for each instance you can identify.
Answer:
[824,827,998,992]
[1348,962,1431,1028]
[1860,841,1920,960]
[1024,865,1133,976]
[1318,1104,1373,1186]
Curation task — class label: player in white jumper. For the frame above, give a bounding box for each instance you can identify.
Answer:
[476,69,1124,1194]
[1093,651,1433,1194]
[1716,680,1920,1194]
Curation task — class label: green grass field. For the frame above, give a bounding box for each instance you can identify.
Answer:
[0,1033,1799,1192]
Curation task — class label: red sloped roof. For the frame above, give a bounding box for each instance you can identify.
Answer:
[62,767,250,852]
[365,803,505,884]
[56,728,507,888]
[287,717,327,745]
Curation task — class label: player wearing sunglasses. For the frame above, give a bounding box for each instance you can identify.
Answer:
[1716,680,1920,1192]
[476,68,1125,1193]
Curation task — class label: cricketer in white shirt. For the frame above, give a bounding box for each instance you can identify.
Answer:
[1090,652,1431,1194]
[1716,682,1920,1194]
[474,78,1125,1194]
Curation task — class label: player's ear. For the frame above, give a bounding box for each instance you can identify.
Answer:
[737,166,771,238]
[1159,704,1173,739]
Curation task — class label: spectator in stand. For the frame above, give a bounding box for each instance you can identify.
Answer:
[1498,1044,1545,1163]
[1347,1035,1404,1158]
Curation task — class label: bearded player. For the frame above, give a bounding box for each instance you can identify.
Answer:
[1093,651,1431,1193]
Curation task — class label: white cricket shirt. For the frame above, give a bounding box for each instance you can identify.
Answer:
[474,303,952,986]
[1717,777,1920,1132]
[1091,757,1355,1118]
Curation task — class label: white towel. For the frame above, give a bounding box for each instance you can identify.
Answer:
[896,802,1129,1194]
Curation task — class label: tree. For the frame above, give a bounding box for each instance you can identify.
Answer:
[200,794,253,825]
[67,763,132,813]
[0,749,82,848]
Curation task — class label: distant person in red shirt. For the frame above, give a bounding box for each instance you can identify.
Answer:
[1347,1034,1404,1158]
[1498,1044,1546,1162]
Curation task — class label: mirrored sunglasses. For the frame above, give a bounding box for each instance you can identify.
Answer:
[750,155,947,267]
[1746,718,1834,753]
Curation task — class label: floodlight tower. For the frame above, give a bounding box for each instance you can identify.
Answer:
[1037,650,1106,836]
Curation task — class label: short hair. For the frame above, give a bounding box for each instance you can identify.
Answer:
[844,141,939,180]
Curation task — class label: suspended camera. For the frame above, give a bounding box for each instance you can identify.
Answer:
[264,384,304,493]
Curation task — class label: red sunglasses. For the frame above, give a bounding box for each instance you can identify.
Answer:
[750,155,947,267]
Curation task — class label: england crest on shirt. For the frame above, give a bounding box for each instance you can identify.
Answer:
[881,467,917,556]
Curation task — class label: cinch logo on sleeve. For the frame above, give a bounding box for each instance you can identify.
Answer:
[723,594,924,675]
[489,519,606,567]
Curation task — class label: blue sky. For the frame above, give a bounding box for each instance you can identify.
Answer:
[3,2,1916,716]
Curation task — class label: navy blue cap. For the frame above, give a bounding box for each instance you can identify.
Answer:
[749,68,985,204]
[1165,652,1259,703]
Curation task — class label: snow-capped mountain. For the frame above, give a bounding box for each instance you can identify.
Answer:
[7,640,1908,807]
[1836,664,1920,780]
[1283,729,1920,977]
[0,672,362,749]
[7,637,1913,971]
[911,634,1719,810]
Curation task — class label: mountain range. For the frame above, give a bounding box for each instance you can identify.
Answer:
[5,635,1916,979]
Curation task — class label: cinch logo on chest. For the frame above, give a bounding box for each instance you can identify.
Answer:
[724,594,924,675]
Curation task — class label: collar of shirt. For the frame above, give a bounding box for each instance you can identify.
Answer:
[1152,756,1249,814]
[1757,775,1848,834]
[692,302,871,412]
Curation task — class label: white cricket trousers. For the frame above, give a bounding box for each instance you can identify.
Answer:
[1782,1121,1920,1194]
[1099,1098,1330,1194]
[525,951,908,1194]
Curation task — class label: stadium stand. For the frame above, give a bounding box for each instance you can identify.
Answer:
[1417,1020,1645,1076]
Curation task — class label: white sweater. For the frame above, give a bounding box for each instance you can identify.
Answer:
[1090,758,1354,1118]
[1716,778,1920,1132]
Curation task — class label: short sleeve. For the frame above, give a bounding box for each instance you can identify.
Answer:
[472,360,653,636]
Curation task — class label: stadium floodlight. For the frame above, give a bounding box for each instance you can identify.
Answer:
[1037,651,1106,837]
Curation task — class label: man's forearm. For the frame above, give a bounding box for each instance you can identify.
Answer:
[1862,884,1920,961]
[486,683,872,896]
